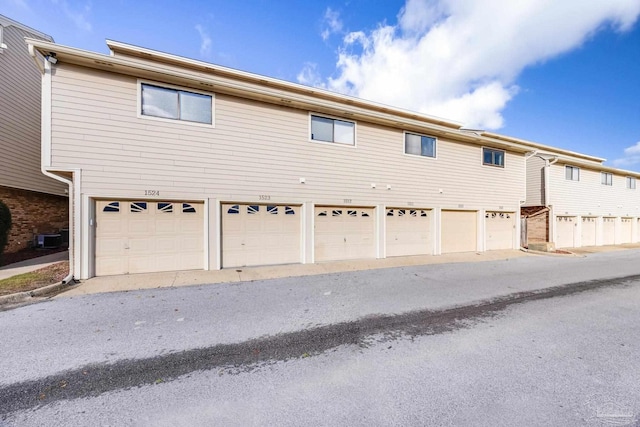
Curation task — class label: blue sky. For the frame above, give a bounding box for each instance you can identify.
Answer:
[3,0,640,169]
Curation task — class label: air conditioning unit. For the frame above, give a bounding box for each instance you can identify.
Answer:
[34,234,62,249]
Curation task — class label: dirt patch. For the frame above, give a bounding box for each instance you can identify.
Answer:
[0,262,69,296]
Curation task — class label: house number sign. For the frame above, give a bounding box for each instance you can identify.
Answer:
[144,190,160,196]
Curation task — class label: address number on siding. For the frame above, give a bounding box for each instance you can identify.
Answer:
[144,190,160,196]
[259,195,271,200]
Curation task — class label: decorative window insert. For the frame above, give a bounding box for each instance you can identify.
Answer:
[565,166,580,181]
[332,210,342,216]
[317,210,328,217]
[405,133,436,158]
[158,202,173,213]
[247,205,260,214]
[310,115,355,145]
[627,177,636,189]
[227,205,240,214]
[103,202,120,212]
[182,203,197,213]
[140,82,213,125]
[130,202,147,213]
[267,205,278,215]
[284,206,296,215]
[482,148,505,167]
[601,172,613,186]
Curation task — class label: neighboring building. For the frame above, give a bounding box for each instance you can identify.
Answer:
[523,150,640,248]
[25,38,630,279]
[0,15,68,253]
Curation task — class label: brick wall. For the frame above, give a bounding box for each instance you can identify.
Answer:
[0,186,69,253]
[522,206,549,245]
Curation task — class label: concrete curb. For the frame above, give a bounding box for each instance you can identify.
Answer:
[0,281,71,307]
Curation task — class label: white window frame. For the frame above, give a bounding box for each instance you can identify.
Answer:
[403,131,437,159]
[565,165,580,181]
[309,113,356,147]
[482,147,505,168]
[627,176,636,189]
[137,79,215,128]
[0,26,6,51]
[601,172,613,186]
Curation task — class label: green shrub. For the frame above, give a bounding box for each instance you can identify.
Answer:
[0,200,12,262]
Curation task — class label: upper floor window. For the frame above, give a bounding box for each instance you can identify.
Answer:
[627,176,636,189]
[0,26,6,51]
[140,83,212,125]
[565,165,580,181]
[601,172,612,186]
[310,114,355,145]
[405,132,436,158]
[482,147,504,168]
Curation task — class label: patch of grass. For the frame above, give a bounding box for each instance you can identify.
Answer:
[0,262,69,296]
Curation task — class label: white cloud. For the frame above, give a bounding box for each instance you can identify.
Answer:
[304,0,640,130]
[51,0,92,31]
[612,141,640,167]
[297,62,326,88]
[321,7,343,41]
[195,24,212,58]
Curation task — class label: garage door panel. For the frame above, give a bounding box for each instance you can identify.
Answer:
[621,218,633,244]
[315,207,375,262]
[386,208,432,257]
[485,212,514,251]
[603,218,615,245]
[555,216,575,248]
[222,203,301,268]
[581,217,597,246]
[96,200,204,276]
[441,211,477,253]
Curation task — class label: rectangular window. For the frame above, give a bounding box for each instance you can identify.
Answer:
[601,172,612,186]
[627,177,636,189]
[310,115,355,145]
[140,83,212,125]
[565,166,580,181]
[0,26,6,51]
[482,147,505,167]
[405,132,436,158]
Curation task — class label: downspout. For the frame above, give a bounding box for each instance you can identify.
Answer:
[544,156,559,207]
[29,45,76,285]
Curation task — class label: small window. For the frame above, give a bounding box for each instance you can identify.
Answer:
[103,202,120,212]
[601,172,612,186]
[332,210,342,216]
[227,205,240,214]
[317,210,328,217]
[267,205,278,215]
[310,115,355,145]
[405,133,436,158]
[627,177,636,189]
[158,202,173,213]
[565,166,580,181]
[361,212,370,217]
[247,205,260,214]
[347,210,357,217]
[141,83,212,125]
[130,202,147,213]
[284,206,296,215]
[483,148,505,167]
[420,210,427,217]
[386,209,394,217]
[182,203,197,213]
[398,209,406,216]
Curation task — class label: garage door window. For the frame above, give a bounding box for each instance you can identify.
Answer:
[247,205,259,214]
[103,202,120,212]
[227,205,240,214]
[182,203,197,213]
[158,202,173,213]
[131,202,147,213]
[285,207,295,215]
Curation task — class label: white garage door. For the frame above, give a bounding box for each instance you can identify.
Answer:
[603,217,616,245]
[315,207,375,262]
[485,212,515,250]
[620,218,633,244]
[96,200,204,276]
[581,217,597,247]
[222,204,301,268]
[441,210,477,253]
[555,216,576,248]
[385,208,432,257]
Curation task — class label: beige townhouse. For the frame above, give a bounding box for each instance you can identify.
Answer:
[26,38,600,279]
[524,150,640,248]
[0,15,68,254]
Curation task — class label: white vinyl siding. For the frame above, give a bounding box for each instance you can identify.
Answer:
[524,156,545,206]
[0,24,66,195]
[49,64,526,211]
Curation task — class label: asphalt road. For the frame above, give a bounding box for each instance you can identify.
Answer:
[2,250,640,426]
